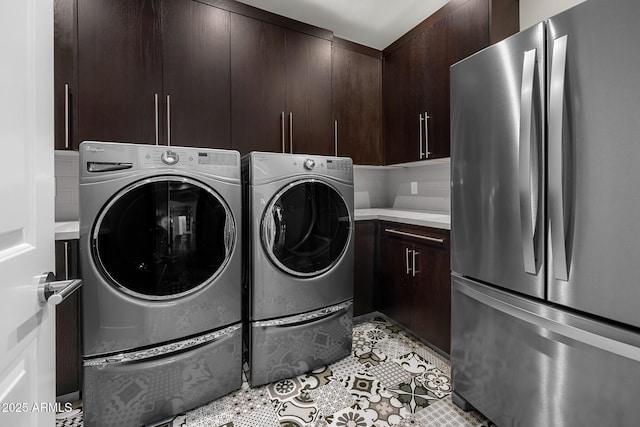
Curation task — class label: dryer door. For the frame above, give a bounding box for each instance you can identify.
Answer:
[261,179,351,277]
[92,176,235,300]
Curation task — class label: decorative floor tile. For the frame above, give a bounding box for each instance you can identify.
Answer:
[375,337,415,360]
[392,377,439,414]
[298,365,334,392]
[339,371,386,402]
[393,352,436,375]
[354,345,388,369]
[411,396,486,427]
[415,367,452,399]
[273,395,319,426]
[412,346,451,374]
[368,361,413,390]
[357,389,410,427]
[326,402,379,427]
[234,406,280,427]
[308,380,356,417]
[328,354,366,380]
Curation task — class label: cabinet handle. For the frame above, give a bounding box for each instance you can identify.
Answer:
[64,84,70,148]
[385,228,444,244]
[419,114,424,159]
[288,112,293,153]
[412,250,419,277]
[154,94,159,146]
[334,120,338,156]
[166,94,171,147]
[281,112,286,153]
[405,247,411,275]
[63,241,69,280]
[424,111,431,159]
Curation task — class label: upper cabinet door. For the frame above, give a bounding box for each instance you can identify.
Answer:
[54,0,78,150]
[162,0,231,149]
[230,14,286,155]
[332,45,382,165]
[285,30,333,155]
[77,0,163,145]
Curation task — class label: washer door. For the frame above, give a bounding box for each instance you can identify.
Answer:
[261,179,351,277]
[93,176,235,300]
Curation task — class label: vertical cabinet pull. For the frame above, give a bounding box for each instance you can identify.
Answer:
[288,112,293,153]
[64,84,70,149]
[334,120,338,156]
[424,111,431,159]
[412,250,419,277]
[419,114,425,159]
[281,112,286,153]
[154,94,159,146]
[63,241,69,280]
[405,248,411,275]
[166,94,171,147]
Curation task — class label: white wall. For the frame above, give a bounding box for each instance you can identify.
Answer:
[520,0,586,30]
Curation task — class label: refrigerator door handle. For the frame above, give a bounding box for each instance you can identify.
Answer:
[519,49,539,275]
[549,35,570,281]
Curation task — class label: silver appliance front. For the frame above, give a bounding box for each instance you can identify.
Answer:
[248,300,353,387]
[450,23,546,299]
[80,142,242,357]
[451,276,640,427]
[83,324,242,427]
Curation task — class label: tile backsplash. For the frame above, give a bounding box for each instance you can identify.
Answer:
[55,150,79,221]
[353,158,450,212]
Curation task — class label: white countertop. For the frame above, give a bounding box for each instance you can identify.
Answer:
[55,221,79,240]
[354,208,450,230]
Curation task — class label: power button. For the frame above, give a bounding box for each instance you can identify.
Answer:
[161,150,179,165]
[303,158,315,170]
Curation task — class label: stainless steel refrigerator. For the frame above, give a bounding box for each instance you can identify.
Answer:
[450,1,640,425]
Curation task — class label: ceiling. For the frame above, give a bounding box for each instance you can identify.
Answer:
[232,0,450,50]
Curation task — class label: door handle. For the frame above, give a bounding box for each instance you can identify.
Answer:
[424,111,431,159]
[519,49,540,275]
[37,272,82,306]
[549,35,569,281]
[166,94,171,147]
[281,112,286,153]
[419,114,425,159]
[334,120,338,156]
[412,250,419,277]
[288,112,293,153]
[154,94,159,146]
[64,84,70,148]
[405,247,411,275]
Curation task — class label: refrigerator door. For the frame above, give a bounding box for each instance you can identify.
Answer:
[451,24,546,298]
[546,0,640,328]
[452,275,640,427]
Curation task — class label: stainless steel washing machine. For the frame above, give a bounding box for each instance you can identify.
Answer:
[79,142,242,426]
[242,152,354,387]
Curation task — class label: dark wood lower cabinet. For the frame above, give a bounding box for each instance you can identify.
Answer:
[379,222,451,353]
[353,221,378,317]
[55,240,81,400]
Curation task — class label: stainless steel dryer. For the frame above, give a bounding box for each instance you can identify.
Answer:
[242,152,354,387]
[79,142,242,426]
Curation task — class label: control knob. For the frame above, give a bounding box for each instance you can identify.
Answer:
[303,158,315,170]
[161,150,179,165]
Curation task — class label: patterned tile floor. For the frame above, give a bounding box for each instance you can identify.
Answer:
[56,316,489,427]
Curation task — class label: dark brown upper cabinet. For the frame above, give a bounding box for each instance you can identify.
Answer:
[77,0,231,148]
[383,0,518,165]
[332,40,383,165]
[54,0,78,150]
[231,14,332,156]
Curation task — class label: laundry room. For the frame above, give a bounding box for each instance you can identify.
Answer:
[11,0,640,426]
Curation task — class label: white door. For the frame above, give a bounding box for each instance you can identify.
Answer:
[0,0,56,426]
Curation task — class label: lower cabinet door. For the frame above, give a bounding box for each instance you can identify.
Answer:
[82,324,242,427]
[248,300,353,387]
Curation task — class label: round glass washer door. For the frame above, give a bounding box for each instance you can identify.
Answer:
[261,179,352,277]
[92,176,235,300]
